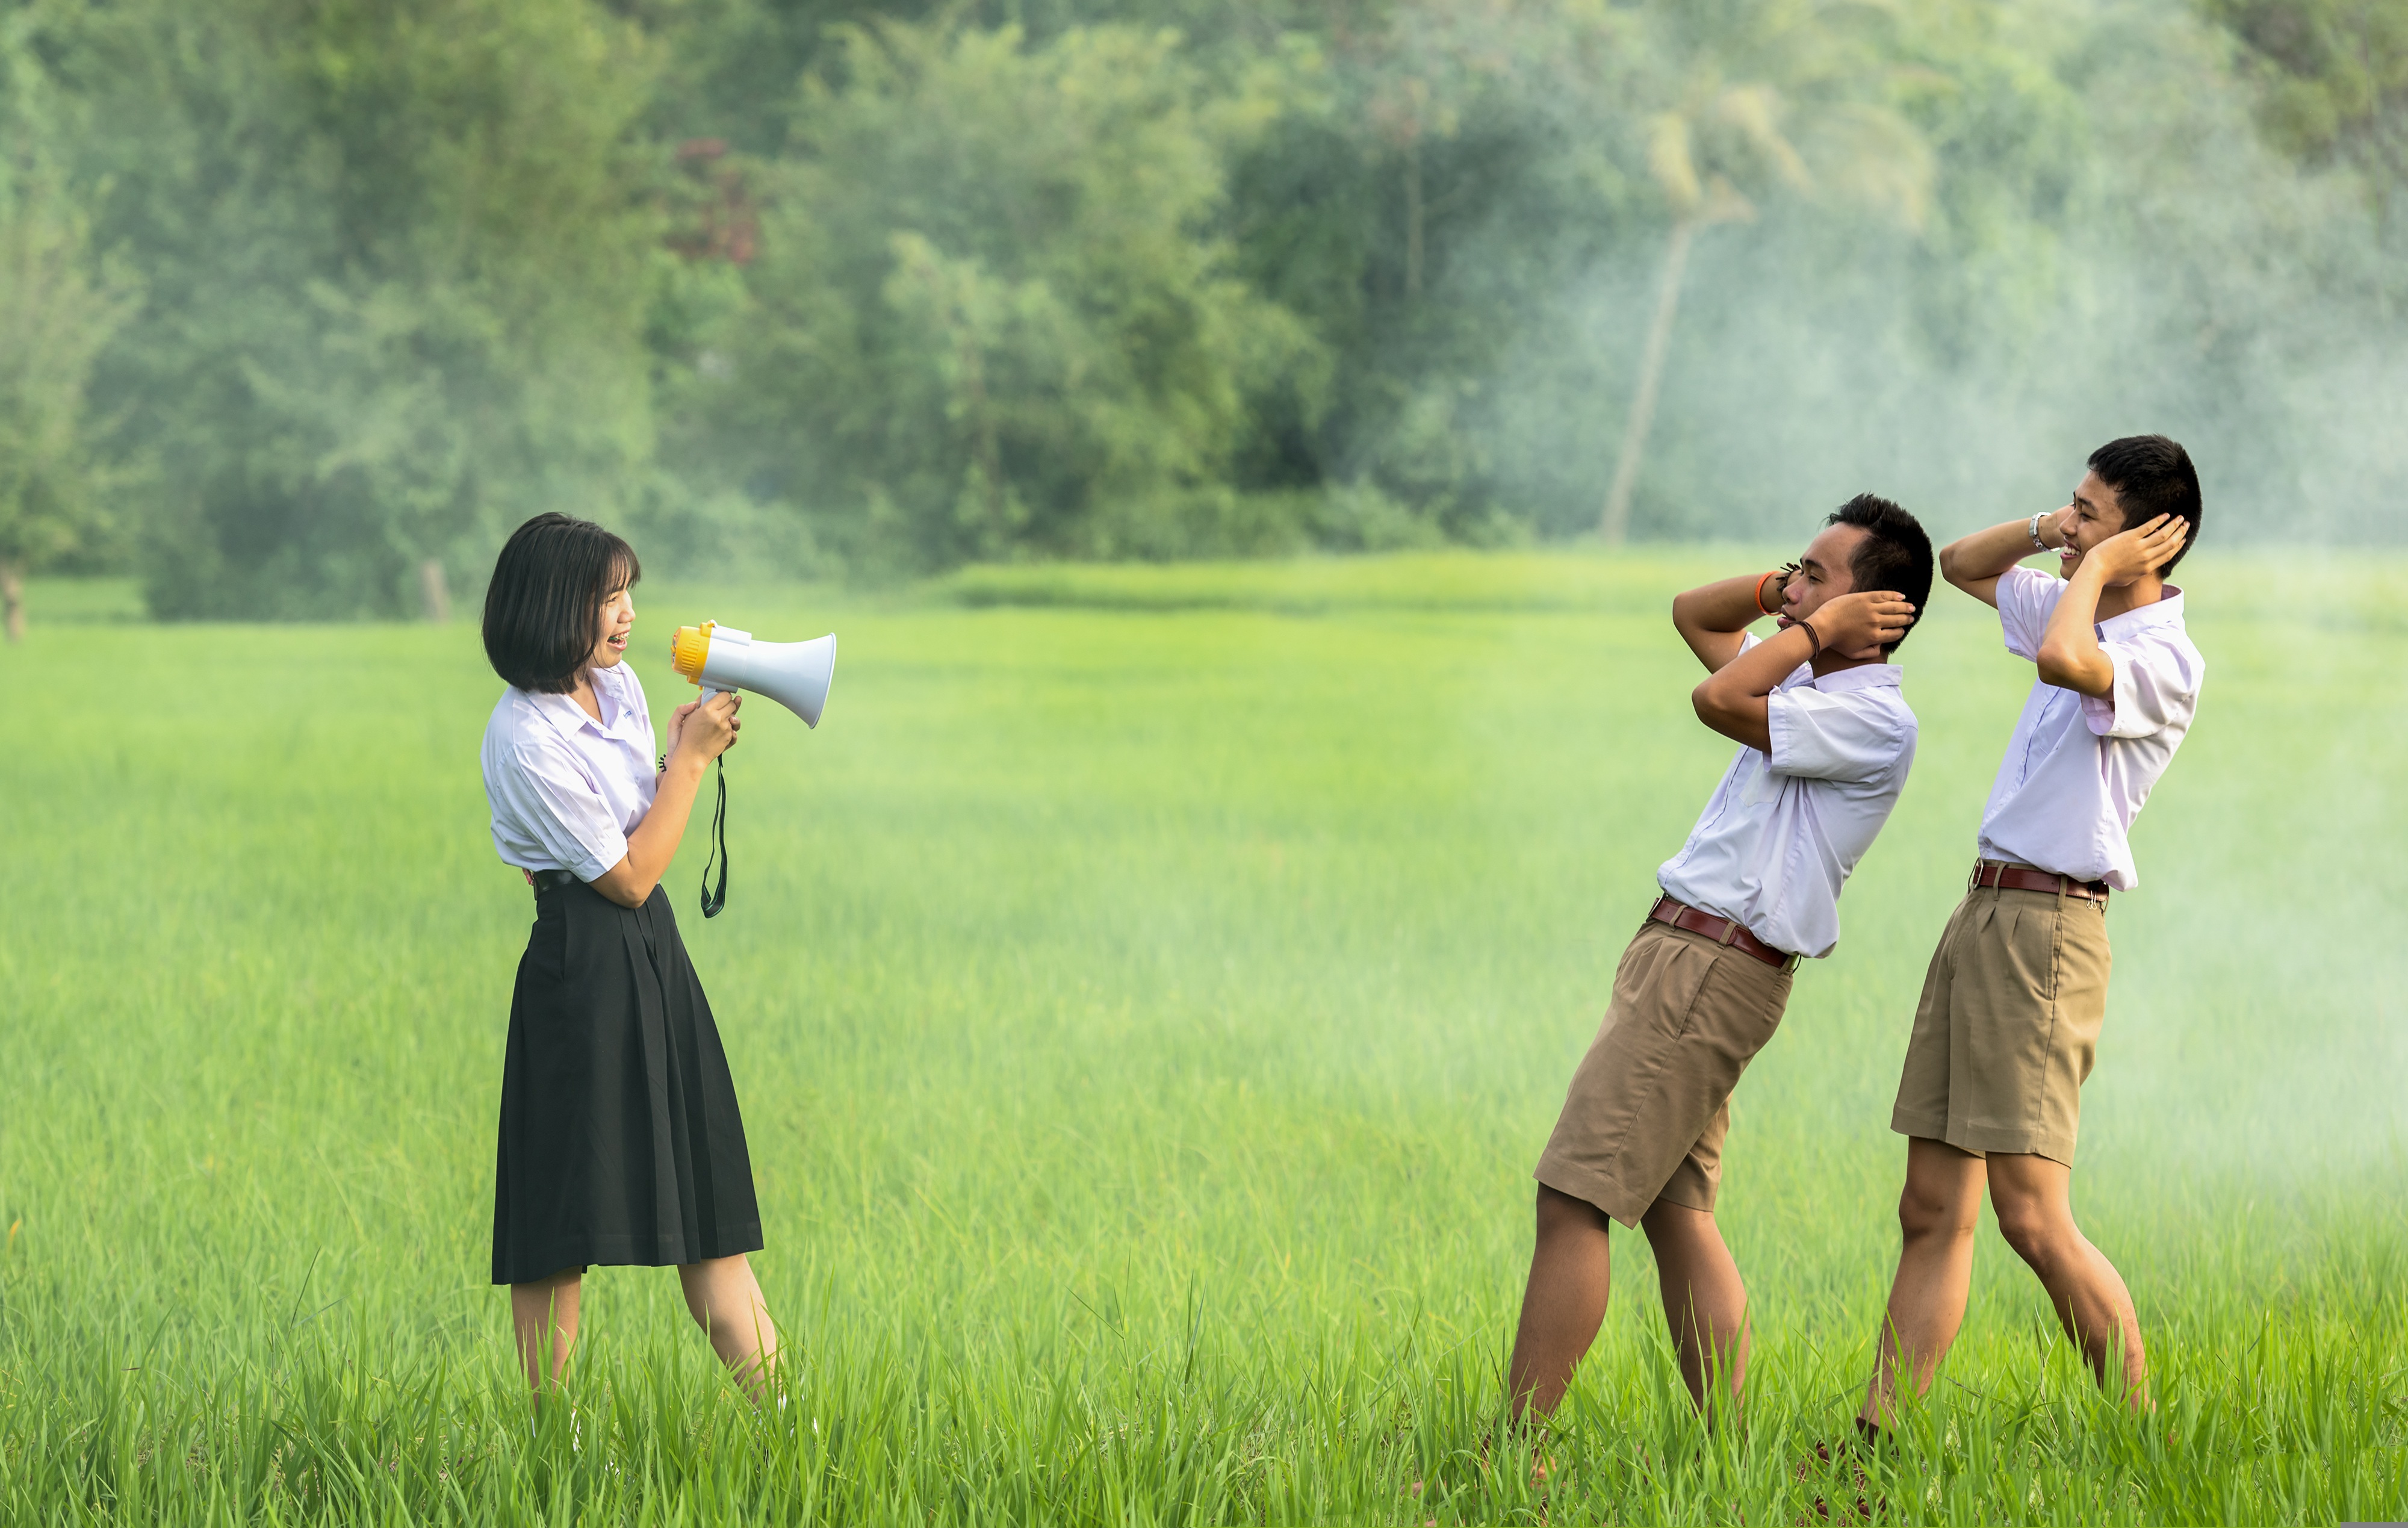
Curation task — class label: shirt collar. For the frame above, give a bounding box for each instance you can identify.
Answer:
[527,667,632,738]
[1801,661,1902,694]
[527,688,603,738]
[2097,584,2184,638]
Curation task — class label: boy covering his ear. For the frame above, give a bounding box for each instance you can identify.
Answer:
[1858,435,2204,1428]
[1506,495,1932,1421]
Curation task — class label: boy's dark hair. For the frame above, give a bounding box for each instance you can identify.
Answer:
[2087,434,2200,575]
[482,513,641,694]
[1827,493,1934,654]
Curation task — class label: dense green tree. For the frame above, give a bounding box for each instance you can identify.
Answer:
[2206,0,2408,207]
[51,0,660,618]
[0,4,137,640]
[665,19,1320,570]
[1221,1,1657,542]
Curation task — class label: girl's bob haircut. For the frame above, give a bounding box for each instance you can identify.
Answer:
[482,513,641,694]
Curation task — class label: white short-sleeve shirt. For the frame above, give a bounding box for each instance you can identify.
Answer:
[1974,567,2203,889]
[1656,635,1919,959]
[482,662,658,883]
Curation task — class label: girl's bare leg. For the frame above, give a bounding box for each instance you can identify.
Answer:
[678,1253,781,1399]
[510,1267,583,1397]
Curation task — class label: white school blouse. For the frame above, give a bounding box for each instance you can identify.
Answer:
[1973,568,2204,890]
[1655,635,1919,960]
[482,660,658,884]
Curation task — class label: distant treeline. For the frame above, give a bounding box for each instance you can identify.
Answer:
[0,0,2401,620]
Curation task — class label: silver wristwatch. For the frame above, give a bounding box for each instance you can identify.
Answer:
[2027,511,2050,552]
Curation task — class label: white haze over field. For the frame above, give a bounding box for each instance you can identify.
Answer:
[1453,0,2406,548]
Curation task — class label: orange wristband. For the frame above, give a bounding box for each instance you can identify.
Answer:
[1754,569,1784,616]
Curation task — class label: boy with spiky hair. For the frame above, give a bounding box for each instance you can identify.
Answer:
[1859,436,2203,1428]
[1507,495,1931,1421]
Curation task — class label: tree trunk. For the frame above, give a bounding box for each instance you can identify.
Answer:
[418,557,452,623]
[956,334,1007,538]
[1600,218,1697,545]
[1,559,23,644]
[1404,136,1424,300]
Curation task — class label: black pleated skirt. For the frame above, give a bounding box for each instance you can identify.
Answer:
[491,878,762,1284]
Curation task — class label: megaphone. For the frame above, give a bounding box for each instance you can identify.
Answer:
[663,621,837,921]
[668,621,836,727]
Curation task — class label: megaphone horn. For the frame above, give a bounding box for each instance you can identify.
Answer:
[668,621,837,727]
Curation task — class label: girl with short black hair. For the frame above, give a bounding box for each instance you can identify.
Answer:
[479,512,778,1399]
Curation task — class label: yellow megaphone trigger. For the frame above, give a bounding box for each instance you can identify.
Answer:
[670,621,716,686]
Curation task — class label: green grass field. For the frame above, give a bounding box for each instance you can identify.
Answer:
[2,550,2403,1524]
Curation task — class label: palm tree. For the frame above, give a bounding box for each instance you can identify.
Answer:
[1600,4,1932,544]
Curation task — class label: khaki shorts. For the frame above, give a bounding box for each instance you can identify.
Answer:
[1534,919,1795,1226]
[1890,884,2112,1164]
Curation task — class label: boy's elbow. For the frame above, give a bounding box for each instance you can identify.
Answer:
[1937,542,1973,589]
[2035,645,2110,696]
[1691,680,1729,727]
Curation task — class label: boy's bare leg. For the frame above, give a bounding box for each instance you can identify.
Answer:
[1985,1152,2149,1408]
[1860,1138,1985,1426]
[1639,1199,1749,1411]
[510,1268,583,1397]
[678,1253,781,1400]
[1506,1185,1615,1420]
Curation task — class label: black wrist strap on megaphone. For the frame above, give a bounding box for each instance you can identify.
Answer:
[700,754,728,918]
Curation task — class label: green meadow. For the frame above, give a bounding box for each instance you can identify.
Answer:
[1,550,2401,1525]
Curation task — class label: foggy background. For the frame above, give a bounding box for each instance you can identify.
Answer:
[1,0,2401,623]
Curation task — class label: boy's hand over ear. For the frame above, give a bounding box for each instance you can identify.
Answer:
[2087,513,2189,582]
[1808,591,1917,660]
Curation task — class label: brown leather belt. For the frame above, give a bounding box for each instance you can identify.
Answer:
[1648,895,1799,971]
[1969,860,2111,904]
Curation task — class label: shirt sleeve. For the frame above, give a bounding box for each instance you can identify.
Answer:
[1767,687,1912,783]
[1728,629,1815,684]
[2081,633,2204,740]
[507,734,631,883]
[1995,567,2064,661]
